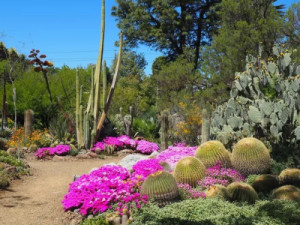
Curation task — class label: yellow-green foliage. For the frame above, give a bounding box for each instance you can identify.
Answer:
[173,156,206,187]
[205,184,230,200]
[231,138,271,176]
[195,140,231,168]
[227,182,258,204]
[272,185,300,202]
[0,171,9,188]
[141,171,179,205]
[252,174,279,193]
[279,168,300,187]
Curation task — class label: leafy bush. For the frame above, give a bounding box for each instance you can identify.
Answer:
[79,215,109,225]
[132,198,300,225]
[0,170,10,188]
[0,127,12,139]
[132,117,159,141]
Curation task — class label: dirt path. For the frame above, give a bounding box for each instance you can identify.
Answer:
[0,156,123,225]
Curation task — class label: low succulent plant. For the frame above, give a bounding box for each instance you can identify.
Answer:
[279,168,300,187]
[205,184,230,200]
[272,185,300,201]
[195,141,231,168]
[141,171,179,205]
[173,156,206,187]
[227,182,259,204]
[251,174,279,193]
[231,138,271,176]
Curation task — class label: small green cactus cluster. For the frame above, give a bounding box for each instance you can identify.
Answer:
[231,138,271,176]
[279,168,300,187]
[227,182,259,204]
[195,140,231,168]
[210,45,300,150]
[205,184,230,200]
[251,174,279,193]
[141,171,179,205]
[271,185,300,201]
[173,157,206,187]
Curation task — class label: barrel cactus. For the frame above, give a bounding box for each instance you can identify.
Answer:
[279,168,300,187]
[141,171,179,205]
[195,140,231,168]
[227,182,259,204]
[251,174,279,193]
[205,184,230,200]
[272,185,300,201]
[173,156,206,187]
[231,138,271,176]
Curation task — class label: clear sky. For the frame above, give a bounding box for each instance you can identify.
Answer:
[0,0,297,75]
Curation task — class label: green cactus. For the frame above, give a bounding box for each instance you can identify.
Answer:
[227,182,259,204]
[251,174,279,193]
[279,168,300,187]
[201,109,210,143]
[24,109,34,139]
[231,138,271,176]
[141,171,179,205]
[205,184,230,200]
[160,110,169,150]
[195,140,231,168]
[272,185,300,201]
[102,60,107,110]
[173,156,206,187]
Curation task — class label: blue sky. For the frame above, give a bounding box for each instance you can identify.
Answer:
[0,0,297,75]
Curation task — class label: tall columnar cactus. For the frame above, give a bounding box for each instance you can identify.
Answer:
[173,156,206,187]
[122,106,134,137]
[227,182,259,204]
[201,109,210,144]
[160,110,169,150]
[76,71,84,148]
[205,184,230,200]
[195,140,231,168]
[272,185,300,201]
[102,60,107,110]
[24,109,33,138]
[251,174,279,193]
[141,171,179,205]
[279,168,300,187]
[231,138,271,176]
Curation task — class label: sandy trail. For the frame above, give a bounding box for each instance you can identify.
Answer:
[0,156,122,225]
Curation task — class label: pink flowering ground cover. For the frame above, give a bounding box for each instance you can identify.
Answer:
[62,165,148,216]
[35,145,70,159]
[156,145,197,168]
[131,159,163,181]
[178,183,206,200]
[198,161,245,188]
[91,135,159,154]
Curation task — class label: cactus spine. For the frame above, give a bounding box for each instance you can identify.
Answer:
[205,184,230,200]
[251,174,279,193]
[227,182,258,204]
[24,109,33,139]
[279,168,300,187]
[272,185,300,201]
[201,109,210,143]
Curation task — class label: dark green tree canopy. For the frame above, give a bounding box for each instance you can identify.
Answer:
[112,0,221,68]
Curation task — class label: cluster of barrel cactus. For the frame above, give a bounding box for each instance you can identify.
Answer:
[211,45,300,151]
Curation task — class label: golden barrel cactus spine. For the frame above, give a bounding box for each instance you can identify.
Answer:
[231,137,271,176]
[272,185,300,201]
[195,140,231,168]
[227,182,258,204]
[205,184,230,200]
[279,168,300,187]
[173,156,206,187]
[251,174,279,193]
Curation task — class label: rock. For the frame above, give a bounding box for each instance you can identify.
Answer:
[28,144,38,152]
[87,152,98,158]
[52,155,65,161]
[73,175,80,181]
[117,154,148,171]
[21,147,28,152]
[76,153,91,159]
[4,166,17,174]
[148,151,159,159]
[134,136,144,141]
[7,148,17,155]
[87,215,94,219]
[117,149,135,156]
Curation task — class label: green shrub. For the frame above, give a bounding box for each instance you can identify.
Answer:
[131,198,300,225]
[79,215,109,225]
[195,140,231,168]
[0,171,10,189]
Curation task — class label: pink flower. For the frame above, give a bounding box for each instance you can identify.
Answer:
[136,140,159,154]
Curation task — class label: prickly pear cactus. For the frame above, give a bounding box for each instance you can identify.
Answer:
[211,45,300,159]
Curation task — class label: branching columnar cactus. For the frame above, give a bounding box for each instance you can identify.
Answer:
[195,140,231,168]
[173,156,206,187]
[272,185,300,201]
[141,171,179,205]
[251,174,279,193]
[210,45,300,152]
[279,168,300,187]
[227,182,259,204]
[231,138,271,176]
[205,184,230,200]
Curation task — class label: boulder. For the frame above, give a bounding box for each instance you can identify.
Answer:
[7,148,17,155]
[53,155,65,161]
[117,149,135,156]
[148,151,159,159]
[87,152,98,159]
[94,148,103,154]
[76,153,91,159]
[117,154,148,171]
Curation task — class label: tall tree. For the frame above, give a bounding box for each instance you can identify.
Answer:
[112,0,221,69]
